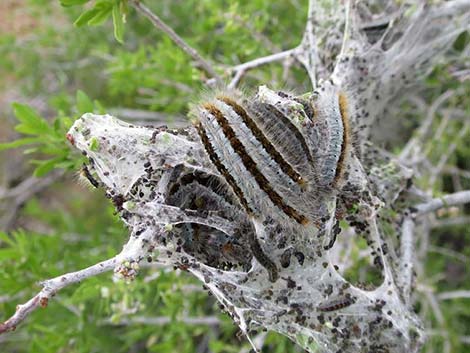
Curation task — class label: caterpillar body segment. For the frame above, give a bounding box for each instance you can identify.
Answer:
[310,83,343,186]
[191,85,355,280]
[246,100,317,183]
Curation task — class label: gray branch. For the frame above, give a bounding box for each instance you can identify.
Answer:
[414,190,470,216]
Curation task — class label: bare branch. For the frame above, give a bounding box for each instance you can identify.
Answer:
[442,166,470,180]
[228,49,296,89]
[339,0,352,58]
[400,90,455,162]
[239,332,268,353]
[129,0,221,82]
[422,289,451,353]
[295,0,318,87]
[0,170,64,230]
[105,315,220,326]
[108,107,188,127]
[437,290,470,301]
[400,217,415,303]
[461,336,470,345]
[431,216,470,228]
[428,120,470,185]
[0,257,118,334]
[414,190,470,216]
[427,245,468,263]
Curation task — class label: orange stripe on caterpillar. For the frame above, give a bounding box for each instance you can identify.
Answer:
[333,92,350,186]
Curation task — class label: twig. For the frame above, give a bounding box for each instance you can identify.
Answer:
[295,0,318,87]
[129,0,221,82]
[0,170,63,200]
[414,190,470,215]
[225,13,280,53]
[400,90,455,162]
[0,257,118,334]
[339,0,352,57]
[427,245,468,263]
[238,332,268,353]
[437,290,470,301]
[422,289,451,353]
[461,336,470,344]
[0,170,64,230]
[428,120,470,185]
[108,107,187,127]
[431,216,470,228]
[106,315,220,326]
[400,217,415,303]
[442,166,470,179]
[228,49,296,89]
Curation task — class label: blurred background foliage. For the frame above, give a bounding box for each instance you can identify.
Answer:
[0,1,469,352]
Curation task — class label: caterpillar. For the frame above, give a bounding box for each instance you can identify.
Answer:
[317,295,355,312]
[79,164,100,188]
[304,81,351,188]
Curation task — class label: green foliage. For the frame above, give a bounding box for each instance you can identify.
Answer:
[0,89,108,176]
[68,0,127,43]
[1,103,72,176]
[0,1,468,352]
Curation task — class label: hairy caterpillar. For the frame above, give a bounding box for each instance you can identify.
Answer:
[78,164,100,188]
[303,81,351,188]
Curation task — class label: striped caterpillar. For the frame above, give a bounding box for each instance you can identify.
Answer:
[296,81,351,188]
[191,83,351,280]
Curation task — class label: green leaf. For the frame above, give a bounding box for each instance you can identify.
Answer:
[60,0,89,6]
[76,90,94,114]
[12,103,50,135]
[0,137,41,151]
[112,3,125,44]
[0,232,16,247]
[87,3,113,26]
[0,248,18,261]
[23,147,39,154]
[89,136,100,151]
[94,100,106,114]
[33,157,64,177]
[74,8,100,27]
